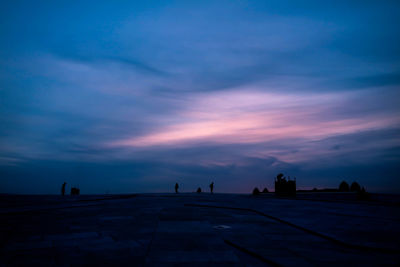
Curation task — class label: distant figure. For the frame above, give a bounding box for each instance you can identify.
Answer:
[197,187,202,193]
[61,182,67,196]
[175,183,179,194]
[209,182,214,194]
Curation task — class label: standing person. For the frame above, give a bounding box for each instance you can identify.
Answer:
[61,182,67,196]
[210,182,214,194]
[175,183,179,194]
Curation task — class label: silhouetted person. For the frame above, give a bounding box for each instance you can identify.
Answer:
[197,187,202,193]
[175,183,179,193]
[61,182,67,196]
[209,182,214,194]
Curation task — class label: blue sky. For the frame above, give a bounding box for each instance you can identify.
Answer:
[1,0,399,194]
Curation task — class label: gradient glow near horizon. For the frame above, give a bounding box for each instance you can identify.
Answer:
[1,1,400,194]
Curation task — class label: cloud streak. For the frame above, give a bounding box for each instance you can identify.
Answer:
[110,89,399,149]
[1,0,400,193]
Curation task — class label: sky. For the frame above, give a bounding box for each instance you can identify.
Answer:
[0,0,399,194]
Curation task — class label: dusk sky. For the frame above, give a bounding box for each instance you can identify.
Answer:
[1,0,399,194]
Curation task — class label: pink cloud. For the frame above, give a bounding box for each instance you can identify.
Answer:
[109,89,399,148]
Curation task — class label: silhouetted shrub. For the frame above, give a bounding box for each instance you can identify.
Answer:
[262,188,269,193]
[71,187,80,196]
[196,187,202,193]
[339,181,349,192]
[350,182,361,192]
[253,187,260,195]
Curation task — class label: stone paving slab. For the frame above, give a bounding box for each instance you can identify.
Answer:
[1,193,400,266]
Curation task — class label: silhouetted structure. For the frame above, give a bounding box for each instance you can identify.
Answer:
[71,187,80,196]
[339,181,350,192]
[197,187,202,193]
[209,182,214,194]
[61,182,67,196]
[262,187,269,193]
[274,173,296,196]
[175,183,179,193]
[357,187,370,200]
[297,188,339,192]
[252,187,260,195]
[350,182,361,192]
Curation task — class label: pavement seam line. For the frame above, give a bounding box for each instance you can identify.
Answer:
[184,203,400,254]
[223,239,283,267]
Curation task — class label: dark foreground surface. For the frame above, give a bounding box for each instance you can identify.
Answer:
[1,193,400,266]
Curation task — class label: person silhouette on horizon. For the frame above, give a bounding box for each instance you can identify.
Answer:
[61,182,67,196]
[175,183,179,194]
[210,182,214,194]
